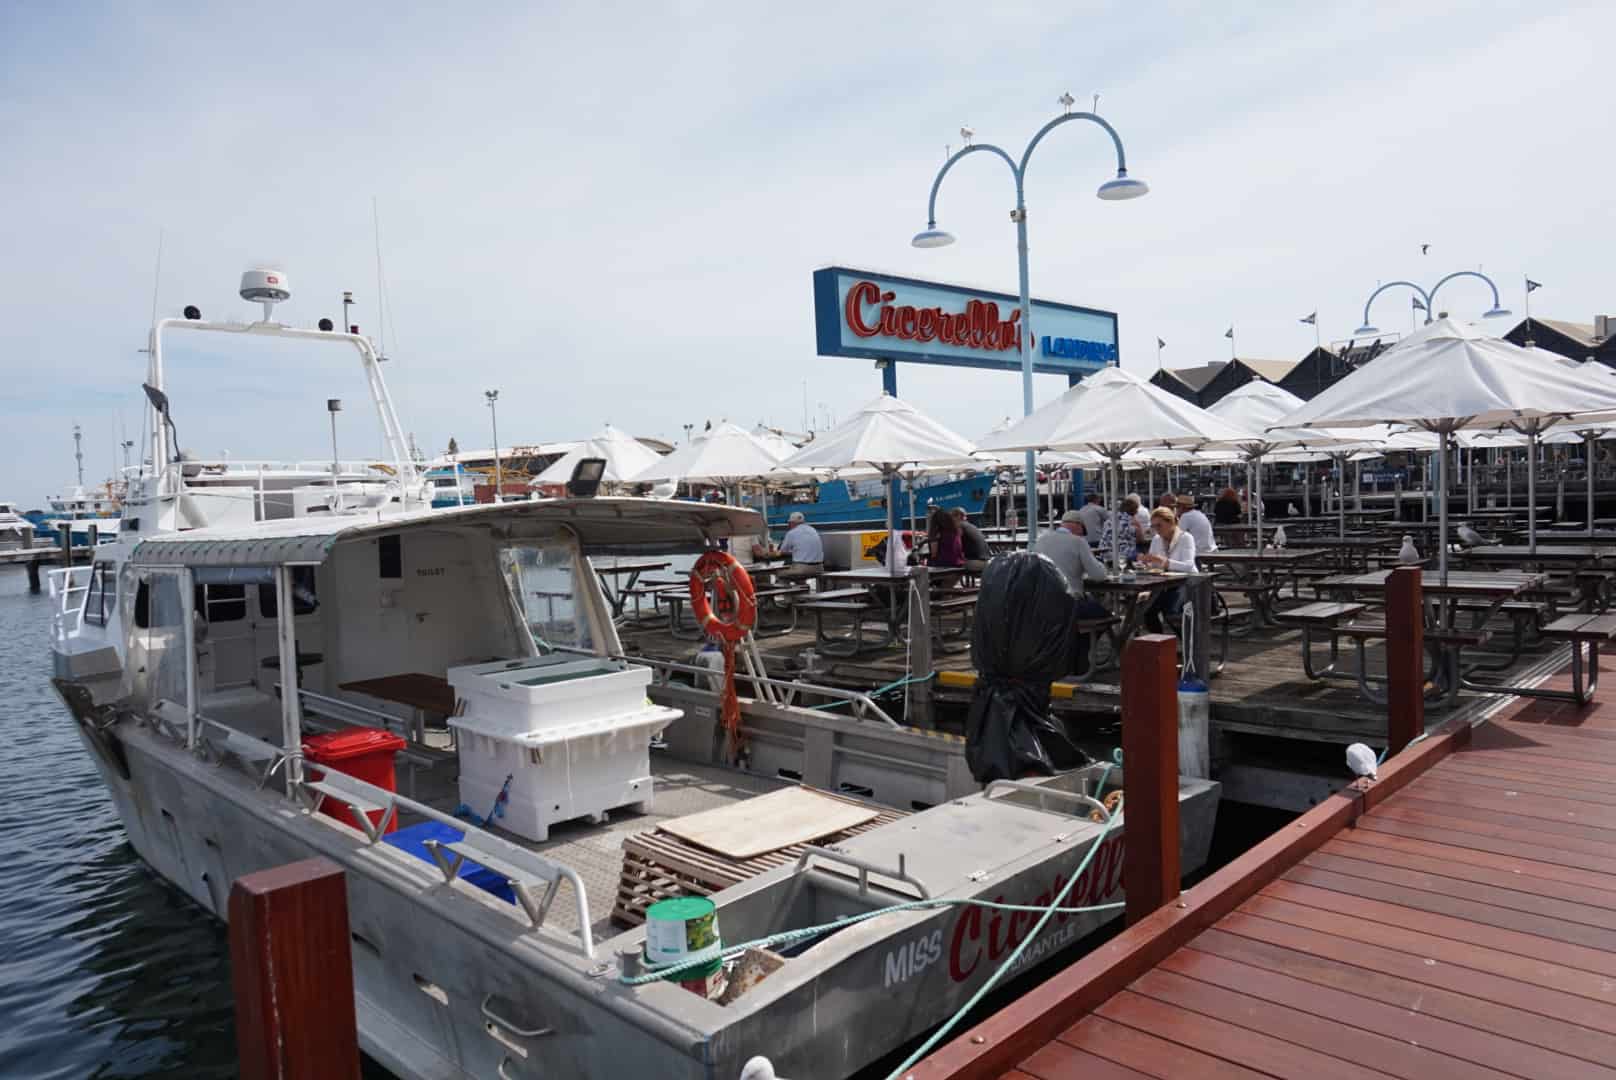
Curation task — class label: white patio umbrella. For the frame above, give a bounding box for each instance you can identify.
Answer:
[776,394,978,569]
[1208,381,1365,544]
[751,425,802,462]
[533,425,664,488]
[628,421,788,528]
[1280,317,1616,579]
[979,366,1259,569]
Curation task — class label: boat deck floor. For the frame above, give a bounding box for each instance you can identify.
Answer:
[189,688,795,941]
[403,753,792,940]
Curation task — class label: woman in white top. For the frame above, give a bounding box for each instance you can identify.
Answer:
[1139,505,1197,631]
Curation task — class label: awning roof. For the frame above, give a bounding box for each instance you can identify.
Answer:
[127,497,761,568]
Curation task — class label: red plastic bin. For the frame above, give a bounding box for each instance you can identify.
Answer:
[303,727,407,835]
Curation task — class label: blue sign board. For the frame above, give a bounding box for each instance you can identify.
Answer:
[812,266,1119,378]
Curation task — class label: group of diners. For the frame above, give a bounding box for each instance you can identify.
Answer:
[727,503,993,581]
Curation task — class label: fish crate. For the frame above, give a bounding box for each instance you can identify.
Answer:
[447,654,655,737]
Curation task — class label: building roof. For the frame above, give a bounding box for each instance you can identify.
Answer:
[1236,357,1299,382]
[1164,364,1224,392]
[1531,318,1604,349]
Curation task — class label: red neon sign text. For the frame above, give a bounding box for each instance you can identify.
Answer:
[844,280,1021,353]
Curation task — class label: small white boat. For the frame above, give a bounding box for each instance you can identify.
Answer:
[0,501,33,549]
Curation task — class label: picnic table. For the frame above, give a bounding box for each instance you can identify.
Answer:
[1291,535,1391,571]
[1198,547,1325,625]
[339,672,454,744]
[1312,568,1546,707]
[593,559,672,619]
[1457,544,1616,611]
[821,566,966,640]
[1087,571,1188,660]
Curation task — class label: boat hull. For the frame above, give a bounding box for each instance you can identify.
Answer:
[58,691,1219,1080]
[766,473,993,530]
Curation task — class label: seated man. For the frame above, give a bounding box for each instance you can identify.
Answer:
[1033,510,1112,674]
[775,511,824,580]
[1176,493,1215,554]
[1074,491,1108,542]
[952,507,991,574]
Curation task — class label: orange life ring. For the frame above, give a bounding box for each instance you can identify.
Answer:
[688,551,757,642]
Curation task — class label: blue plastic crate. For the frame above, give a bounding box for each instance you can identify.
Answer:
[382,820,516,904]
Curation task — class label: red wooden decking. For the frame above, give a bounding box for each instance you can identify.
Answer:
[911,653,1616,1080]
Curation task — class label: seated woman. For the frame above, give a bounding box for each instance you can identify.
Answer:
[1139,506,1198,633]
[1213,487,1243,525]
[927,506,964,568]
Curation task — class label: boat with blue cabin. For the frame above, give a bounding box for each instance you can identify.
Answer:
[764,472,994,530]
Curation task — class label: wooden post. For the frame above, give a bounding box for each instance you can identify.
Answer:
[1385,565,1424,756]
[26,557,41,594]
[58,523,71,568]
[1120,634,1179,926]
[229,857,360,1080]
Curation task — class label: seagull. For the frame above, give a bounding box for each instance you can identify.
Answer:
[959,126,974,145]
[1058,92,1075,112]
[1457,523,1498,547]
[1421,243,1430,255]
[740,1058,785,1080]
[1397,534,1420,564]
[1346,742,1378,780]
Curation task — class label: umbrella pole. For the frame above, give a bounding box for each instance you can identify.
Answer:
[1589,434,1598,539]
[1337,455,1345,539]
[1438,430,1450,585]
[1528,430,1538,555]
[1111,456,1122,572]
[1505,450,1512,508]
[1254,455,1265,555]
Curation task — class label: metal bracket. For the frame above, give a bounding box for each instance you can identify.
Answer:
[796,846,931,899]
[984,778,1111,821]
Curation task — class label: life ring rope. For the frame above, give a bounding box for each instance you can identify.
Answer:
[688,551,756,761]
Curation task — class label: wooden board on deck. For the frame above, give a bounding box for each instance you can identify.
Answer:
[656,785,880,859]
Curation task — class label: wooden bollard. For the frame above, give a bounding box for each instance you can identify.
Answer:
[1120,633,1180,926]
[229,857,360,1080]
[1385,566,1424,756]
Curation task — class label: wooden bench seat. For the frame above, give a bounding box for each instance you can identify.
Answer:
[1273,601,1365,626]
[1466,612,1616,705]
[1543,613,1616,640]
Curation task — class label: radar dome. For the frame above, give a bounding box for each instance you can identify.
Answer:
[240,268,291,304]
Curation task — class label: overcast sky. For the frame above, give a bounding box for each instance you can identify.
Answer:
[2,1,1612,505]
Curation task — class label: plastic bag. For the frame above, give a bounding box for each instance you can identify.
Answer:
[965,552,1088,782]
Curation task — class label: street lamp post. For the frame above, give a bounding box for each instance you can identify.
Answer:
[911,106,1148,540]
[1355,270,1512,336]
[485,390,502,498]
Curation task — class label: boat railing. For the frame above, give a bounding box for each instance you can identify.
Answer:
[188,711,596,959]
[47,566,92,644]
[554,645,903,728]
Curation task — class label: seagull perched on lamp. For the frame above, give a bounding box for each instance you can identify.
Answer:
[1058,92,1075,113]
[959,126,974,145]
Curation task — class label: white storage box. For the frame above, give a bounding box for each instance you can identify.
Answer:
[451,705,680,842]
[447,655,653,737]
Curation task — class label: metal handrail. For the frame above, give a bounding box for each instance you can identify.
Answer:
[553,645,902,729]
[795,846,931,899]
[984,778,1111,821]
[189,710,595,958]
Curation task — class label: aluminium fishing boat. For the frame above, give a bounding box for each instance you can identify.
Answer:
[50,269,1219,1080]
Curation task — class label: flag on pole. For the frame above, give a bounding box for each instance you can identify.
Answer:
[1526,278,1542,293]
[1299,312,1316,325]
[1224,326,1234,339]
[1411,295,1427,312]
[1156,337,1166,349]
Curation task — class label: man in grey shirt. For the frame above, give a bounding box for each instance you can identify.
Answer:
[1034,510,1112,674]
[1073,492,1108,544]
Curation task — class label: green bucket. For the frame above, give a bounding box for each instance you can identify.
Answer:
[644,896,722,975]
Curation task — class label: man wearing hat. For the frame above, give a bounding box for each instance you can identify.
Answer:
[776,511,824,581]
[1034,510,1111,673]
[1176,494,1215,555]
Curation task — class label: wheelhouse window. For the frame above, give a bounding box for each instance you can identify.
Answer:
[499,540,594,652]
[258,567,318,618]
[198,584,247,623]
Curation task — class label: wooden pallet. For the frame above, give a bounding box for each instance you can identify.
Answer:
[612,790,909,927]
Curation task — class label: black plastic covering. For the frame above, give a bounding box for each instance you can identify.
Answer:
[965,551,1089,782]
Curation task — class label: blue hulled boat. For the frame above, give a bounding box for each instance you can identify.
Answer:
[764,471,994,529]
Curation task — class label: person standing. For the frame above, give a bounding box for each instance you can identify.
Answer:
[1034,510,1111,673]
[1213,487,1242,525]
[1074,491,1108,542]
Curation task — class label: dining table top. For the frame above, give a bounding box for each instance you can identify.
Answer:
[1315,568,1544,598]
[1198,547,1325,564]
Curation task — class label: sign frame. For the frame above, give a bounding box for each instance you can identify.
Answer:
[812,265,1120,378]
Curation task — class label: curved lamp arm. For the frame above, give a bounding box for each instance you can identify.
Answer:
[1427,270,1507,317]
[1019,111,1131,184]
[1359,280,1434,332]
[922,143,1022,228]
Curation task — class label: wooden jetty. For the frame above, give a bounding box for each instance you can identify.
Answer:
[0,543,78,592]
[907,604,1616,1079]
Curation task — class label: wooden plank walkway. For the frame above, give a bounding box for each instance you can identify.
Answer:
[910,651,1616,1080]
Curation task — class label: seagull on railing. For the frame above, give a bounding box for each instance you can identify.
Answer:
[959,126,974,145]
[1346,742,1378,781]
